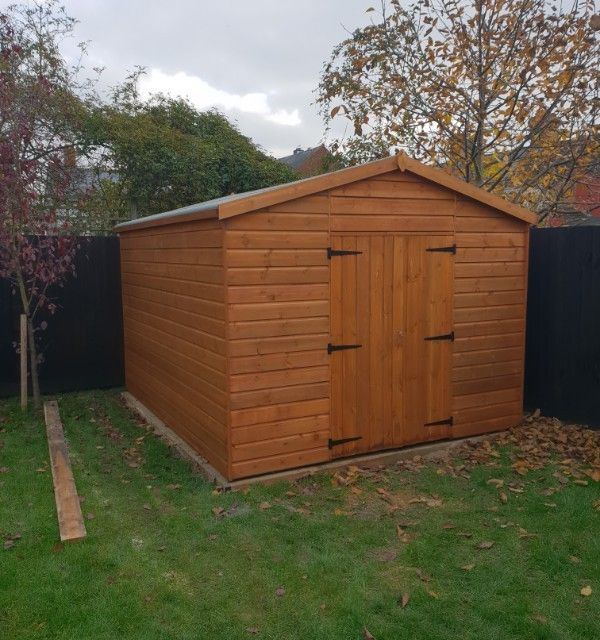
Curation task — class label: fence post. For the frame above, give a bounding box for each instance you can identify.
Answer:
[20,314,27,409]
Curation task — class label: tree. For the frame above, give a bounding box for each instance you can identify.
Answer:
[86,84,297,226]
[0,1,97,407]
[317,0,600,219]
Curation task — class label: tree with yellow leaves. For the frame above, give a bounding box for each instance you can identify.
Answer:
[317,0,600,220]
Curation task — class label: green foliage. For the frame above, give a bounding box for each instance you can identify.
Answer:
[87,92,297,226]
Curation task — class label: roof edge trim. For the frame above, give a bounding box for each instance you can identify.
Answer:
[218,156,399,219]
[398,153,539,224]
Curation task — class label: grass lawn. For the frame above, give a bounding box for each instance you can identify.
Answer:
[1,390,599,640]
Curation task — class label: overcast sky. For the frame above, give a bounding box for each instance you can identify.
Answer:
[5,1,374,157]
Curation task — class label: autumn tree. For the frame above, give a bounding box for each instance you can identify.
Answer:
[318,0,600,219]
[0,1,97,406]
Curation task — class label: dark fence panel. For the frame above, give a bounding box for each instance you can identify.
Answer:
[0,236,124,398]
[525,227,600,426]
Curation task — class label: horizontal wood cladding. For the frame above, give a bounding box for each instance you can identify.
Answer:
[225,196,331,479]
[451,205,528,439]
[120,219,228,476]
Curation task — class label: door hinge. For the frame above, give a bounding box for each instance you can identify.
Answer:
[328,435,362,449]
[327,247,363,259]
[327,343,362,354]
[424,331,454,342]
[426,244,456,254]
[425,417,453,427]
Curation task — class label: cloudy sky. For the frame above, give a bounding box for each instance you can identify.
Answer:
[9,1,375,158]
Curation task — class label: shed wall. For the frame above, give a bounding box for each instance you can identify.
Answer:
[120,218,229,476]
[224,195,331,478]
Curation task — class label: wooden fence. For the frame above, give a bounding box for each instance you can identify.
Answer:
[0,236,124,398]
[524,226,600,426]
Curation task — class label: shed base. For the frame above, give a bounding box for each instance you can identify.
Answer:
[122,392,502,488]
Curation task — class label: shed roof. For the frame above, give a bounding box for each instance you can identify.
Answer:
[115,153,539,232]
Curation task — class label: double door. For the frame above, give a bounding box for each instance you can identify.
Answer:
[329,234,454,458]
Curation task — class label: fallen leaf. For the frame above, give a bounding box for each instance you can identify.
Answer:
[245,627,259,635]
[530,613,547,624]
[476,541,495,550]
[362,628,375,640]
[487,478,504,488]
[415,568,431,582]
[258,501,272,510]
[86,512,95,520]
[275,586,286,597]
[426,589,439,599]
[499,492,508,503]
[569,555,581,564]
[461,563,475,571]
[3,539,15,550]
[398,592,410,608]
[0,466,8,473]
[580,585,592,597]
[442,522,455,530]
[212,506,225,517]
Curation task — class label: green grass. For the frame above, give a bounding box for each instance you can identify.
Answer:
[1,390,599,640]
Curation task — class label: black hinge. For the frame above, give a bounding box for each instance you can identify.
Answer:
[328,435,362,449]
[426,244,456,254]
[424,331,454,342]
[327,247,363,259]
[327,343,362,354]
[425,417,453,427]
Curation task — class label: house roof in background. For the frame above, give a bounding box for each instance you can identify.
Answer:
[115,152,539,232]
[279,145,328,170]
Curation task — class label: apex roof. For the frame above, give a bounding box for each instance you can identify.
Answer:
[115,153,539,232]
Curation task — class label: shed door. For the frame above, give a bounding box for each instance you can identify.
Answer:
[329,235,454,459]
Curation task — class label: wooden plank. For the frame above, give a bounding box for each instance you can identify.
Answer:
[229,349,328,374]
[356,235,371,453]
[121,260,224,285]
[453,414,522,438]
[456,247,526,262]
[229,382,329,411]
[455,318,524,338]
[232,430,330,462]
[331,215,454,232]
[454,401,523,425]
[227,249,327,267]
[231,446,329,479]
[43,401,86,543]
[454,290,524,308]
[329,179,454,199]
[455,262,525,278]
[453,374,522,396]
[453,360,522,382]
[329,234,344,456]
[120,228,222,249]
[453,387,521,410]
[228,300,328,322]
[370,235,385,449]
[227,283,328,304]
[454,332,524,352]
[232,414,329,445]
[331,197,456,215]
[454,276,525,293]
[423,236,454,431]
[121,271,223,302]
[230,365,329,392]
[454,304,524,323]
[231,398,330,428]
[225,212,328,231]
[229,334,328,357]
[453,346,523,367]
[228,316,329,340]
[456,232,526,247]
[227,266,329,285]
[121,247,223,266]
[226,230,328,249]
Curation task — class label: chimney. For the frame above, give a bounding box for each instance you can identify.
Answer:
[293,147,303,155]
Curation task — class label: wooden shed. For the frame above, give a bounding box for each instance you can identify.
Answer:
[115,153,538,481]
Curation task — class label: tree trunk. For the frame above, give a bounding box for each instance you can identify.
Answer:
[27,318,41,409]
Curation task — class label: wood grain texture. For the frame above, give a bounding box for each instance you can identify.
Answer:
[44,401,86,542]
[224,197,330,478]
[120,219,229,476]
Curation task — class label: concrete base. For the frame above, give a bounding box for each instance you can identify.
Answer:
[122,392,499,489]
[121,392,229,486]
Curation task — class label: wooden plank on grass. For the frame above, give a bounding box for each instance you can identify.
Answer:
[43,401,86,542]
